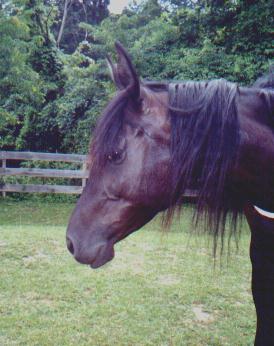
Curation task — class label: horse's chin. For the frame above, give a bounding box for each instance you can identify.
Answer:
[89,245,115,269]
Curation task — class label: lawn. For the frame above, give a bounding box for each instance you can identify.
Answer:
[0,199,255,346]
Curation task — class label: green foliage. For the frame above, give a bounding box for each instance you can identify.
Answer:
[0,0,273,155]
[55,46,113,152]
[0,6,45,149]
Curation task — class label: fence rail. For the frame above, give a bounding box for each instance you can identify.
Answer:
[0,151,86,162]
[0,151,88,196]
[0,151,197,200]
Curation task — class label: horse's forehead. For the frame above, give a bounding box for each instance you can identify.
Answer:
[141,87,168,117]
[137,87,170,138]
[123,87,169,138]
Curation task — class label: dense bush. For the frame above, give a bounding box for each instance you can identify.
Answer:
[0,0,273,154]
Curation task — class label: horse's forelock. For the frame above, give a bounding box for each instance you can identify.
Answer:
[89,83,168,171]
[89,90,129,171]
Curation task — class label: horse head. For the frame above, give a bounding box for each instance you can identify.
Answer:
[66,42,171,268]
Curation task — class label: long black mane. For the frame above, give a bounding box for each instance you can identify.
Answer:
[167,79,241,249]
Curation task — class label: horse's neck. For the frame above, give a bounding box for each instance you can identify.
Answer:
[238,87,274,128]
[236,87,274,210]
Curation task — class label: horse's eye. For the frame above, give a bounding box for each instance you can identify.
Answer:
[136,127,144,137]
[107,150,125,164]
[112,151,121,160]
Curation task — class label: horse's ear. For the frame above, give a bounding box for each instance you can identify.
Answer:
[107,41,140,99]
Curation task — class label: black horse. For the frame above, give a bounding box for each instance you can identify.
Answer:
[67,42,274,345]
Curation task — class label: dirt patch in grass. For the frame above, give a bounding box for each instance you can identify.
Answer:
[192,304,215,324]
[157,274,181,286]
[110,251,146,274]
[22,251,51,265]
[0,240,7,247]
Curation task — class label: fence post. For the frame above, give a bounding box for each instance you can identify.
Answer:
[2,159,6,198]
[82,162,87,189]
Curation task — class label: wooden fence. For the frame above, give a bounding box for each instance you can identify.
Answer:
[0,151,88,196]
[0,151,197,200]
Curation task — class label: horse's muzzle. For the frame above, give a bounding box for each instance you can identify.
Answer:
[66,235,114,268]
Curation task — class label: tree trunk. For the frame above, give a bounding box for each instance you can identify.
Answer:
[57,0,70,48]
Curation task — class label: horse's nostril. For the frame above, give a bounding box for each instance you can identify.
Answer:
[66,236,74,255]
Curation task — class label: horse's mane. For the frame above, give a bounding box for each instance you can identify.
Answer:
[166,79,241,251]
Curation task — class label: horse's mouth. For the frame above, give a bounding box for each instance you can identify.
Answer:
[89,244,115,269]
[89,226,145,268]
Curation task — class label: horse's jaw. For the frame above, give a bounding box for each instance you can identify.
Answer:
[89,243,115,269]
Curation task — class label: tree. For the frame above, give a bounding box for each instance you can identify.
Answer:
[0,0,272,155]
[0,0,65,151]
[0,1,44,149]
[55,0,110,53]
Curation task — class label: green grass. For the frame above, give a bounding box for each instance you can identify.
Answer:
[0,199,255,345]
